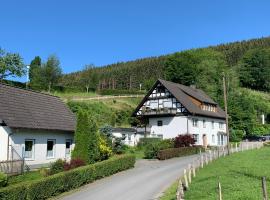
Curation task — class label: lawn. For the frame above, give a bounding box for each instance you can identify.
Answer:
[7,171,43,185]
[160,147,270,200]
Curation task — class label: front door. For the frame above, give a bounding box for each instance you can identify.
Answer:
[203,134,208,148]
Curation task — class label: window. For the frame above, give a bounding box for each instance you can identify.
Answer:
[212,135,215,143]
[65,139,72,156]
[24,140,35,160]
[47,139,56,158]
[203,120,206,128]
[193,134,199,143]
[219,122,224,130]
[157,120,163,126]
[192,119,198,127]
[212,121,215,129]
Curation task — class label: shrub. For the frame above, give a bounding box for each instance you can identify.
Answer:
[49,159,65,175]
[72,110,100,164]
[0,172,7,187]
[137,137,161,148]
[173,134,195,147]
[0,155,135,200]
[39,167,50,177]
[64,158,86,171]
[98,136,112,160]
[157,147,201,160]
[113,137,126,154]
[144,139,173,159]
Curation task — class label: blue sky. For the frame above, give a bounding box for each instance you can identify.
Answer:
[1,0,270,82]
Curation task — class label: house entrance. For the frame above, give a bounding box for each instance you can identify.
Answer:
[203,134,207,148]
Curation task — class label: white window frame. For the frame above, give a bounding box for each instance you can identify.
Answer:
[212,134,215,143]
[192,119,198,127]
[65,139,72,156]
[47,139,56,159]
[219,122,224,130]
[193,134,199,143]
[24,139,35,160]
[203,120,206,128]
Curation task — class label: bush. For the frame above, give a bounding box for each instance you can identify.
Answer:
[49,159,65,175]
[64,158,86,171]
[157,147,201,160]
[72,110,100,164]
[137,138,161,148]
[144,139,173,159]
[0,155,135,200]
[39,168,50,177]
[173,134,195,147]
[0,172,7,187]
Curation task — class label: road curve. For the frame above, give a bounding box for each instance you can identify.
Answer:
[60,154,199,200]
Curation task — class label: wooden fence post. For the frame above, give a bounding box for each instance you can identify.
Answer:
[209,150,212,162]
[262,177,268,200]
[192,162,196,178]
[188,164,192,183]
[184,169,189,188]
[176,179,184,200]
[218,182,222,200]
[205,153,208,165]
[201,154,204,168]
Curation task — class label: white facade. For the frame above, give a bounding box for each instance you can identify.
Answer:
[148,116,227,146]
[112,131,144,146]
[0,126,74,167]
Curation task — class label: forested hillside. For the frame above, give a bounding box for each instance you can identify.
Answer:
[60,36,270,92]
[59,36,270,138]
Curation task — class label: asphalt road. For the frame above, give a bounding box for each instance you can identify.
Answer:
[60,154,199,200]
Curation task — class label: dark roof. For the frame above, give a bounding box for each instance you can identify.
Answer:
[0,83,76,132]
[133,79,226,119]
[112,127,136,133]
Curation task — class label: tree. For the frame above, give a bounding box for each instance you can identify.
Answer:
[29,56,41,83]
[239,48,270,92]
[72,110,100,164]
[0,48,24,80]
[44,55,62,92]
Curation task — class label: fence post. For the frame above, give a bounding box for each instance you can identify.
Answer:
[205,153,208,165]
[201,154,204,168]
[209,150,212,162]
[184,169,189,188]
[176,179,184,200]
[262,177,268,200]
[218,182,222,200]
[192,162,196,178]
[188,164,192,183]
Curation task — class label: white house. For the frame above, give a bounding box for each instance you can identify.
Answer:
[133,79,227,147]
[0,83,76,169]
[112,127,150,146]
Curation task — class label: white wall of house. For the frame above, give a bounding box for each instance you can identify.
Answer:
[0,126,10,161]
[8,129,74,167]
[148,116,226,146]
[112,132,144,146]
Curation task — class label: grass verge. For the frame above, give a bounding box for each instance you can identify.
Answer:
[160,147,270,200]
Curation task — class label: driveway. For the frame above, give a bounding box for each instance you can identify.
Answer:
[60,154,199,200]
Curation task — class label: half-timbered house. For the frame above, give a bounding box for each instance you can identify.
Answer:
[133,79,227,147]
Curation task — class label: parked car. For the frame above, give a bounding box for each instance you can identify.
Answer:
[243,135,266,142]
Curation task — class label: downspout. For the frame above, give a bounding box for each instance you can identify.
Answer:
[187,116,189,134]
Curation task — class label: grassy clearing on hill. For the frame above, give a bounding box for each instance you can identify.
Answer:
[67,97,142,127]
[160,147,270,200]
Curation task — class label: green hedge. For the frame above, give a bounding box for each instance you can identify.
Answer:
[0,155,135,200]
[157,147,201,160]
[137,138,161,148]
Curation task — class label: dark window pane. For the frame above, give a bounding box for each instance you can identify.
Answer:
[47,140,54,151]
[25,141,33,151]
